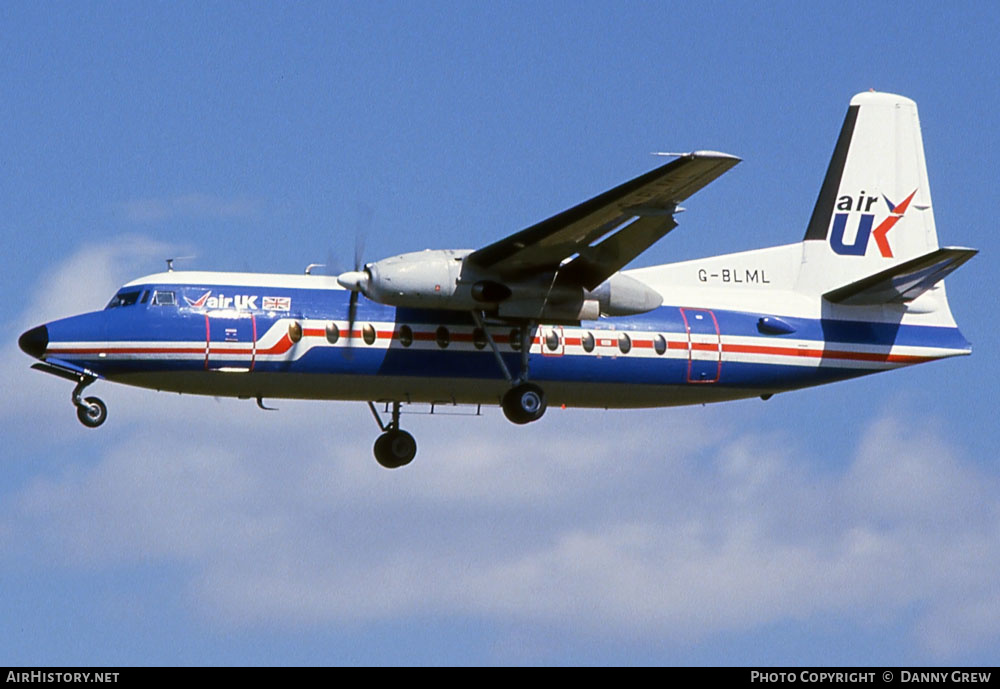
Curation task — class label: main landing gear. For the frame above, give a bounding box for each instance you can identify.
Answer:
[471,311,548,426]
[368,401,417,469]
[366,315,548,469]
[501,383,546,425]
[72,377,107,428]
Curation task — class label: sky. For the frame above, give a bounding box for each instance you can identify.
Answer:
[2,1,999,666]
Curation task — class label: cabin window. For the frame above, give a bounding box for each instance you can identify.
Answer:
[509,328,522,351]
[654,334,667,355]
[288,321,303,343]
[472,328,487,350]
[618,333,632,354]
[399,325,413,347]
[152,290,176,306]
[105,290,141,309]
[581,331,595,353]
[363,324,377,345]
[436,326,450,349]
[545,329,559,351]
[325,322,340,344]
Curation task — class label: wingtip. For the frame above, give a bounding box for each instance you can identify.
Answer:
[690,150,741,161]
[652,150,740,161]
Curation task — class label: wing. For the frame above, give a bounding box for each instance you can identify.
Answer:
[467,151,740,289]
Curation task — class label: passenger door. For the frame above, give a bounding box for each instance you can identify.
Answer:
[205,311,258,372]
[680,308,721,383]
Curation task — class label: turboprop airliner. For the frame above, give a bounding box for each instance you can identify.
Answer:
[19,92,975,468]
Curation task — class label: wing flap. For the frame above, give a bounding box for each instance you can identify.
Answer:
[557,214,678,289]
[467,151,740,279]
[823,247,977,305]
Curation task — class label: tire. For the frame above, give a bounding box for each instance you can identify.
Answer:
[501,383,547,425]
[76,397,108,428]
[373,429,417,468]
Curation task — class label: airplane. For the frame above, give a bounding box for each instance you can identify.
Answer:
[18,91,976,468]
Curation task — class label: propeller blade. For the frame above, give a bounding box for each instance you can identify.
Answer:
[355,203,372,271]
[344,289,359,359]
[354,232,366,273]
[342,203,373,360]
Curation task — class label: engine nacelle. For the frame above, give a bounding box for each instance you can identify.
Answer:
[497,273,662,321]
[588,273,664,316]
[364,249,471,308]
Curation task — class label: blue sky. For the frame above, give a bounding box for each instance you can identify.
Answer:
[2,1,998,666]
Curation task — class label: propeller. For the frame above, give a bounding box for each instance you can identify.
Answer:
[336,205,374,355]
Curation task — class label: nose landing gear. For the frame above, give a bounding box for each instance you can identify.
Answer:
[72,378,107,428]
[26,360,108,429]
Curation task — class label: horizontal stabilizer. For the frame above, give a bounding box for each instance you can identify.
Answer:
[823,247,977,305]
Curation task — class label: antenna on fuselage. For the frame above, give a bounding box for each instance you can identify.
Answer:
[165,256,195,272]
[304,263,325,275]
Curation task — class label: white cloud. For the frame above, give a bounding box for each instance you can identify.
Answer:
[19,236,174,327]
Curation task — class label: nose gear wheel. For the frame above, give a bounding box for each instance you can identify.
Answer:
[76,396,107,428]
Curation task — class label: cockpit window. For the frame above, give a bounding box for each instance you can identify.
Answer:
[152,290,176,306]
[105,290,141,309]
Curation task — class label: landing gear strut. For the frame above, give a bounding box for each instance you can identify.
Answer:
[72,377,107,428]
[471,311,548,425]
[368,401,416,469]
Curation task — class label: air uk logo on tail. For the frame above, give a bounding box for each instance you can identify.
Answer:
[830,189,917,257]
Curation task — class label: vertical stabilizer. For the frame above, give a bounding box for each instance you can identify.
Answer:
[798,92,940,293]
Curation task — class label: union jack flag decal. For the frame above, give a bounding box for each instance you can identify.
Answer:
[263,296,291,311]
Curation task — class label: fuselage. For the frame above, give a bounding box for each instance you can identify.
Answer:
[22,269,972,410]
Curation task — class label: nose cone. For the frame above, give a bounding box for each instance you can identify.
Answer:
[18,325,48,359]
[337,270,368,292]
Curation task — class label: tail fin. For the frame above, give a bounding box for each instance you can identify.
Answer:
[798,91,952,294]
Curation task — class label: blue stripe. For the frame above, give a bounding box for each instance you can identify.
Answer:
[91,346,876,390]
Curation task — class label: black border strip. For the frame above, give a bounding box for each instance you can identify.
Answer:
[804,104,860,241]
